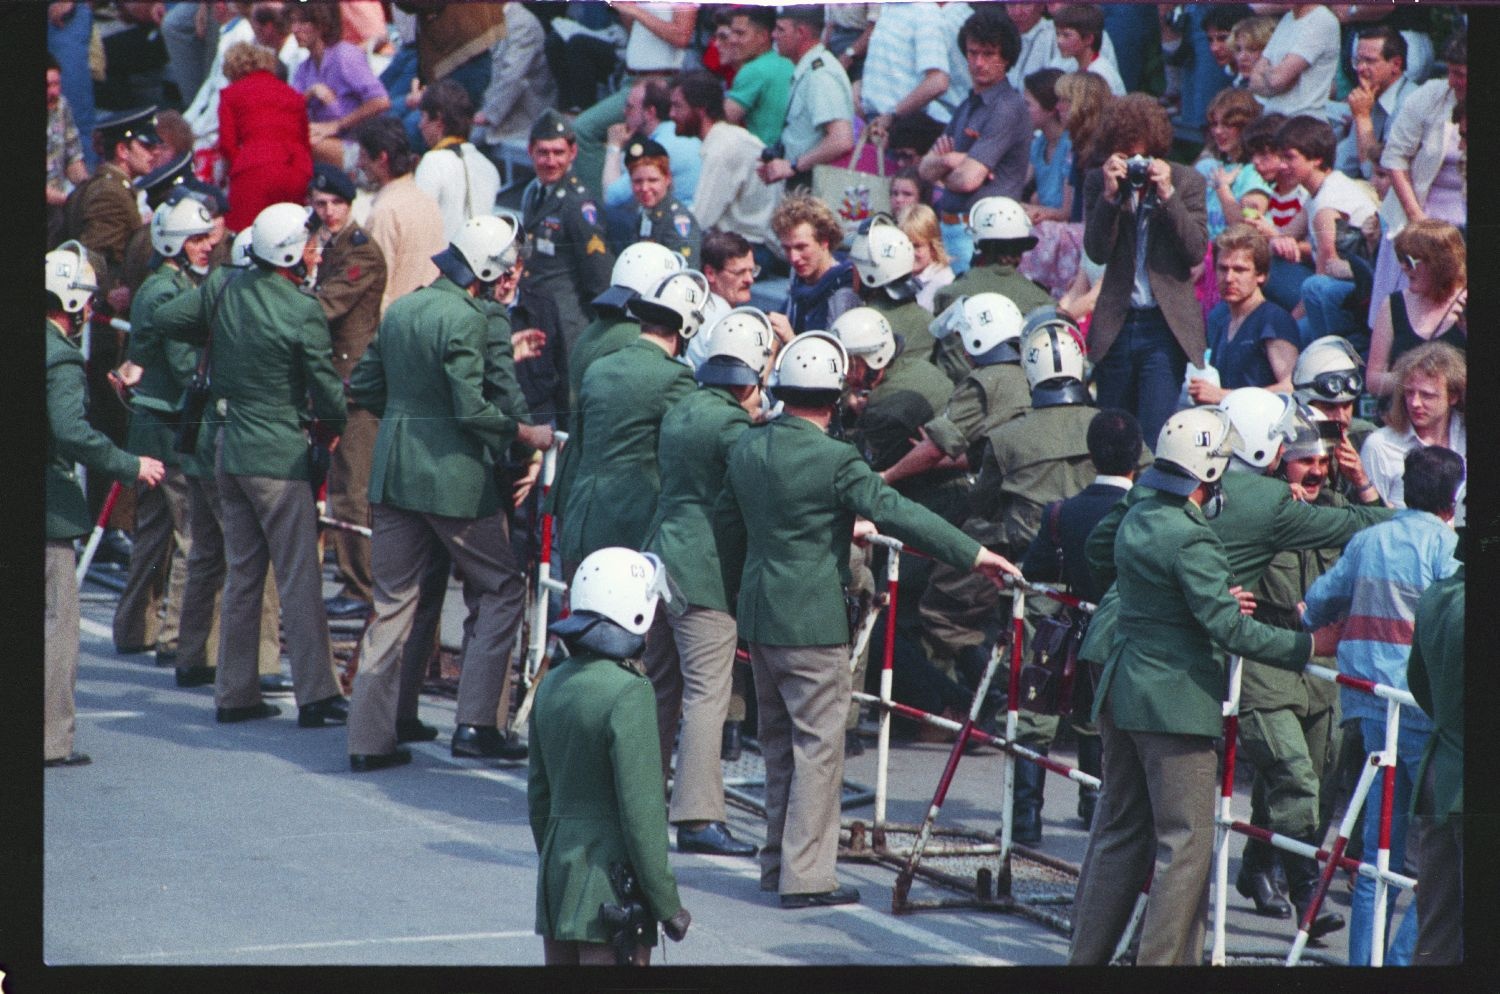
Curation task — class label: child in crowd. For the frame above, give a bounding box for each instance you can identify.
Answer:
[888,165,933,217]
[897,204,954,313]
[1231,16,1277,91]
[1196,88,1266,237]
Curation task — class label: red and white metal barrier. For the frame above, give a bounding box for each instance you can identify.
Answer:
[512,435,568,734]
[75,480,124,588]
[317,515,372,538]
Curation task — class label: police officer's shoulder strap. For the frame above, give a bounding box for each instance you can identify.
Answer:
[192,269,243,379]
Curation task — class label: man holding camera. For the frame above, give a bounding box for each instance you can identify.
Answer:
[1083,94,1209,450]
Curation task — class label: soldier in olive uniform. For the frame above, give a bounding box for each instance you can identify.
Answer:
[513,110,616,426]
[530,548,691,965]
[842,215,951,377]
[111,196,217,661]
[1292,336,1380,500]
[346,216,555,769]
[154,203,349,727]
[932,196,1053,324]
[1069,407,1318,967]
[556,271,704,575]
[624,137,702,265]
[306,164,388,619]
[46,242,166,767]
[714,332,1021,908]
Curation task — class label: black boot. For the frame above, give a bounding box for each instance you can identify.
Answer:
[1284,847,1346,942]
[1075,735,1102,828]
[1236,838,1292,918]
[721,720,743,762]
[1008,753,1046,845]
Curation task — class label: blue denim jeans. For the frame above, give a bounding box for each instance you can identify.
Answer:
[1348,716,1427,966]
[1093,306,1187,451]
[1298,274,1367,354]
[940,221,975,277]
[1263,256,1313,313]
[48,2,96,169]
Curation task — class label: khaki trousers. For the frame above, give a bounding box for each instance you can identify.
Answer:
[45,541,81,761]
[1414,763,1463,965]
[175,472,282,675]
[642,605,739,824]
[1069,709,1217,967]
[347,504,525,755]
[751,642,849,895]
[112,468,190,652]
[215,468,340,709]
[326,406,377,603]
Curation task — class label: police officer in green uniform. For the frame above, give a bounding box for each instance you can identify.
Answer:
[306,163,388,619]
[932,196,1053,322]
[557,270,704,574]
[514,110,616,426]
[118,150,197,302]
[112,196,217,662]
[1069,406,1318,966]
[714,332,1022,908]
[1292,336,1380,500]
[845,214,951,378]
[624,137,702,264]
[530,548,691,965]
[154,202,349,727]
[640,307,776,857]
[46,242,166,767]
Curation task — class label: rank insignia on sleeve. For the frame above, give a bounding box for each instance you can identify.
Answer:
[580,201,599,226]
[586,234,607,255]
[674,215,693,238]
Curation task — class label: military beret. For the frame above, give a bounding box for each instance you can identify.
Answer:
[528,108,575,145]
[134,148,194,208]
[172,177,228,218]
[96,106,161,147]
[310,163,357,203]
[776,5,825,29]
[624,137,670,170]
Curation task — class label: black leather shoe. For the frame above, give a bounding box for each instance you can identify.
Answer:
[451,723,528,760]
[844,728,865,757]
[175,664,216,688]
[99,528,134,566]
[396,718,439,743]
[721,721,743,762]
[298,695,349,727]
[115,643,150,655]
[1237,868,1292,919]
[44,751,92,767]
[677,821,758,856]
[1294,902,1346,941]
[350,748,412,772]
[258,674,295,696]
[216,702,281,723]
[155,649,178,668]
[780,884,860,909]
[324,595,373,619]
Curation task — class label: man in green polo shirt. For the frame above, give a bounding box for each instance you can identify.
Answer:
[724,6,793,147]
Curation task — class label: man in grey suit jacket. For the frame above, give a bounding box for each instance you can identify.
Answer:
[1083,94,1209,450]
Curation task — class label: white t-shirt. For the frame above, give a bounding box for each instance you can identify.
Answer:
[1361,415,1466,508]
[1086,56,1126,97]
[1260,6,1341,119]
[1306,170,1376,262]
[624,3,687,72]
[414,143,502,244]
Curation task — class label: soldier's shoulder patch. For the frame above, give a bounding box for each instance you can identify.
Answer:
[347,265,361,281]
[580,201,598,226]
[350,229,368,246]
[586,234,607,256]
[673,214,693,238]
[810,57,824,71]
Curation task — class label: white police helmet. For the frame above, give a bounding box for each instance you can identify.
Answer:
[1293,336,1364,404]
[230,228,255,268]
[249,202,312,268]
[849,213,915,289]
[627,269,711,339]
[1282,403,1338,461]
[45,240,99,315]
[771,330,847,393]
[1218,387,1298,471]
[449,213,521,283]
[150,196,215,259]
[697,306,776,387]
[1144,406,1240,497]
[1021,320,1086,390]
[966,196,1033,242]
[564,547,673,636]
[952,293,1025,361]
[830,306,897,370]
[611,240,685,295]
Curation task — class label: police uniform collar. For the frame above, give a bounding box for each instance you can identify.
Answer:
[1029,381,1090,408]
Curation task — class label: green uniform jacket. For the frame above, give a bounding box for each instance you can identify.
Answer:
[558,338,695,565]
[155,266,347,480]
[642,386,752,613]
[854,352,958,508]
[350,278,519,519]
[47,320,140,540]
[869,295,939,372]
[1407,565,1463,823]
[1080,473,1393,668]
[1095,492,1312,737]
[970,403,1098,558]
[546,312,639,516]
[519,169,614,351]
[314,222,387,381]
[714,414,981,646]
[67,163,141,281]
[528,653,682,942]
[932,262,1054,319]
[924,362,1030,464]
[124,261,201,465]
[478,299,534,428]
[638,196,702,265]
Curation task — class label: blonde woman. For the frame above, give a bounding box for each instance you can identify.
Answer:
[897,204,953,313]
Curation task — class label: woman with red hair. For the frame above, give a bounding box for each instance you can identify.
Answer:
[218,42,313,232]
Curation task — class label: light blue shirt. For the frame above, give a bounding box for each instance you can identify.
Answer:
[604,121,702,210]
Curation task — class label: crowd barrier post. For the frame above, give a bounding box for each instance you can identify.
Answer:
[1210,655,1244,966]
[512,433,567,734]
[1368,694,1402,967]
[999,586,1026,859]
[869,534,903,830]
[1113,865,1155,965]
[75,480,123,587]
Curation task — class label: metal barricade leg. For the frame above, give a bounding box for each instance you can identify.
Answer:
[1211,655,1244,966]
[873,537,901,831]
[999,589,1025,861]
[1287,752,1383,965]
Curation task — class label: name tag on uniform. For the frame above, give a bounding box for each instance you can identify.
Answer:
[535,237,557,256]
[640,213,653,238]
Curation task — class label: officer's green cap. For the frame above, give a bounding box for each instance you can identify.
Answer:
[529,109,576,145]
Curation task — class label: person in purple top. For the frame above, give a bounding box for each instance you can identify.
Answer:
[289,3,391,170]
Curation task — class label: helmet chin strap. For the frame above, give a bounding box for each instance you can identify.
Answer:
[1201,480,1226,519]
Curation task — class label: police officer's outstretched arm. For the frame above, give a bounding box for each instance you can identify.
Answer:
[443,331,514,457]
[298,306,347,435]
[1178,529,1312,670]
[347,333,388,418]
[150,274,213,345]
[608,678,684,927]
[711,479,748,610]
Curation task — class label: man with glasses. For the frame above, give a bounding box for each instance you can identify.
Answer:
[1335,26,1411,178]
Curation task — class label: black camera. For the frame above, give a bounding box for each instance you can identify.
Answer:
[760,141,786,165]
[1124,154,1152,189]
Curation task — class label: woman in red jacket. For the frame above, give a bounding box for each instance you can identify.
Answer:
[219,42,314,233]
